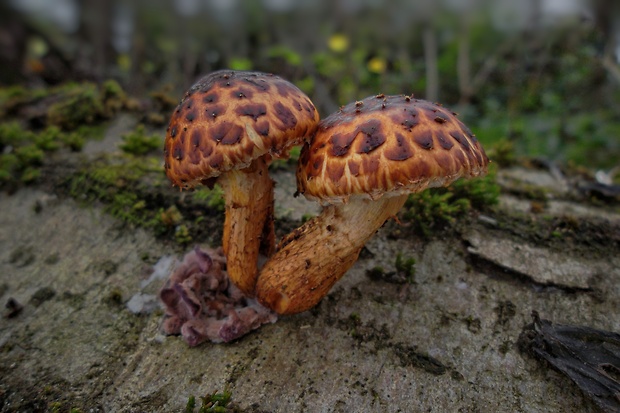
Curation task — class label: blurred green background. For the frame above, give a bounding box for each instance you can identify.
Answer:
[1,0,620,169]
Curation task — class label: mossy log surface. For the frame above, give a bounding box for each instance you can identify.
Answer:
[1,116,619,412]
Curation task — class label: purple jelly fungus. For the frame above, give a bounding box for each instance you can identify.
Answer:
[159,246,277,345]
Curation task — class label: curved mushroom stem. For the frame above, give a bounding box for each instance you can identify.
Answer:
[255,194,408,314]
[219,157,275,297]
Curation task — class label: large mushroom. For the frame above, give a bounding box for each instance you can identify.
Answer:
[256,94,489,314]
[164,70,319,296]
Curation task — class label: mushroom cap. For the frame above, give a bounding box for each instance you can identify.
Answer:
[164,70,320,188]
[296,94,489,204]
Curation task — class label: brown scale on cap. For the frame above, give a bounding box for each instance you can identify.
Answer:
[256,94,489,315]
[164,70,319,189]
[297,94,488,204]
[163,70,319,298]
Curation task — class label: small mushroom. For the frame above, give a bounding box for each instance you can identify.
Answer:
[164,70,319,296]
[256,94,489,314]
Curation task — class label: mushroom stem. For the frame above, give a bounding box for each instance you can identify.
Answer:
[256,194,408,314]
[219,157,275,297]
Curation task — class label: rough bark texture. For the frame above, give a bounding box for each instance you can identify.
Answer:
[0,121,619,412]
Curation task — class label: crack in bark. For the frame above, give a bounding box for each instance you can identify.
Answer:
[468,252,593,294]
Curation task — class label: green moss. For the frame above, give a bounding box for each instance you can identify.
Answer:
[199,388,234,413]
[20,166,42,183]
[487,138,517,168]
[0,104,108,189]
[192,186,225,212]
[0,121,34,146]
[366,266,386,280]
[60,131,86,151]
[175,224,193,245]
[0,86,45,118]
[149,85,178,112]
[68,155,167,230]
[0,126,48,185]
[269,145,302,170]
[14,144,44,165]
[119,124,162,155]
[402,190,470,237]
[100,79,127,116]
[185,388,237,413]
[47,83,105,130]
[64,153,228,245]
[160,205,184,227]
[402,166,500,236]
[395,253,416,281]
[0,153,19,185]
[34,126,63,151]
[0,80,127,132]
[186,396,197,413]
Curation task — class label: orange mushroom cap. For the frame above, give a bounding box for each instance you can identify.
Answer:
[297,94,489,204]
[164,70,320,188]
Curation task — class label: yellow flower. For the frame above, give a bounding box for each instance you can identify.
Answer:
[117,54,131,72]
[328,34,349,53]
[367,57,387,74]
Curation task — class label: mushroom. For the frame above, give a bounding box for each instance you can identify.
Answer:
[164,70,319,296]
[255,94,489,314]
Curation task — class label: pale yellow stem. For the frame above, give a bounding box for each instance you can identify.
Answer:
[256,194,408,314]
[219,157,275,296]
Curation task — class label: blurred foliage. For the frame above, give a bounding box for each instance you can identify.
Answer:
[3,2,620,170]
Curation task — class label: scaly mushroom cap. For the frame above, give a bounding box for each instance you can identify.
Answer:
[297,94,489,204]
[164,70,320,188]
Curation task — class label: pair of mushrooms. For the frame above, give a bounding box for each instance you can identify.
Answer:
[164,70,489,315]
